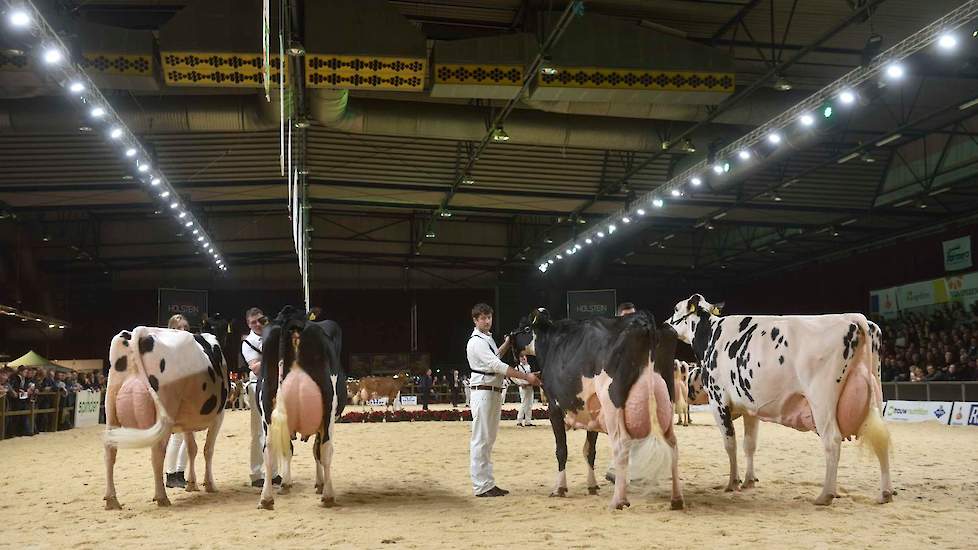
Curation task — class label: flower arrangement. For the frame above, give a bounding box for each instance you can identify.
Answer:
[337,407,547,423]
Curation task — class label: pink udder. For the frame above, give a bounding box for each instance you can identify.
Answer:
[779,393,815,432]
[116,377,156,429]
[280,369,324,437]
[838,362,872,438]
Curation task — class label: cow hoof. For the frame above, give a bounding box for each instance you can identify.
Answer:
[741,479,756,490]
[878,490,894,504]
[154,496,171,507]
[670,498,685,510]
[611,499,631,510]
[314,483,324,495]
[549,488,568,498]
[814,493,834,506]
[104,496,122,510]
[258,498,274,510]
[321,497,337,508]
[203,482,217,493]
[185,482,199,492]
[724,483,740,493]
[587,486,600,496]
[279,484,292,495]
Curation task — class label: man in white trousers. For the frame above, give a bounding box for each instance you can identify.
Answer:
[242,307,280,488]
[164,314,190,488]
[466,303,540,498]
[515,354,536,427]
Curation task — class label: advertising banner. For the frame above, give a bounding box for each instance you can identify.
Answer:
[897,279,949,310]
[74,390,101,428]
[567,289,617,320]
[870,286,900,316]
[158,288,208,329]
[882,400,952,424]
[949,402,978,427]
[943,235,973,272]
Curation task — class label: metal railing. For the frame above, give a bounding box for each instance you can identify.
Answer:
[882,381,978,402]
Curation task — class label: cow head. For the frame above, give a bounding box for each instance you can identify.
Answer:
[667,294,724,344]
[511,308,553,357]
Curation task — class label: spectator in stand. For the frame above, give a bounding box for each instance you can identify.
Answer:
[419,369,433,411]
[924,365,944,381]
[450,369,462,408]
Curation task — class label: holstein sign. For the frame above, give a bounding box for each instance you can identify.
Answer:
[566,289,617,320]
[157,288,208,329]
[943,236,972,272]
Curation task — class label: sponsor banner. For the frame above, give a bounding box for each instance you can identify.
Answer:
[946,271,978,307]
[74,390,101,428]
[870,286,900,315]
[949,402,978,426]
[943,235,973,272]
[689,404,711,413]
[158,288,208,329]
[366,395,418,407]
[566,289,617,320]
[898,279,948,310]
[883,400,951,424]
[399,395,418,406]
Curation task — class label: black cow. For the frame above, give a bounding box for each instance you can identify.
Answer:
[257,306,345,509]
[513,308,684,511]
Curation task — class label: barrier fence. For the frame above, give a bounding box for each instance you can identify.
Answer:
[0,390,106,440]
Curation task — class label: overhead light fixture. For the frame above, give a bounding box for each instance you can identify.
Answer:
[652,198,664,208]
[491,127,510,142]
[738,149,751,160]
[545,237,553,244]
[713,163,724,174]
[425,230,436,238]
[197,236,204,241]
[109,127,123,139]
[838,152,859,164]
[597,231,605,238]
[8,9,31,28]
[137,163,150,172]
[670,189,681,197]
[713,212,727,220]
[585,238,593,244]
[636,208,646,216]
[565,248,573,255]
[556,254,563,260]
[767,132,782,145]
[42,47,62,64]
[184,221,193,227]
[178,211,187,218]
[800,113,815,126]
[958,97,978,110]
[938,33,958,50]
[293,119,310,129]
[439,210,452,218]
[885,63,905,80]
[90,106,106,118]
[838,90,856,104]
[860,152,876,163]
[540,66,558,76]
[68,81,85,93]
[160,191,170,198]
[680,137,696,153]
[841,218,858,226]
[150,177,161,185]
[287,44,306,56]
[690,176,702,186]
[875,133,902,146]
[170,202,179,209]
[608,224,617,233]
[547,259,554,264]
[622,216,631,224]
[538,263,549,273]
[125,148,136,157]
[461,176,475,185]
[773,194,783,202]
[773,74,792,91]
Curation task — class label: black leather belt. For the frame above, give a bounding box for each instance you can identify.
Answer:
[471,385,502,393]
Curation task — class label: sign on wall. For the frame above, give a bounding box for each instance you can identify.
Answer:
[157,288,208,329]
[949,402,978,426]
[74,390,101,428]
[882,400,952,424]
[943,236,973,272]
[566,289,617,320]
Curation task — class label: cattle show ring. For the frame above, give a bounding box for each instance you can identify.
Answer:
[3,1,978,548]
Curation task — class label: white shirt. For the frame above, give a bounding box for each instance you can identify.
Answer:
[466,328,509,388]
[242,330,262,383]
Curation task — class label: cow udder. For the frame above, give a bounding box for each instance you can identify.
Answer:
[280,368,324,437]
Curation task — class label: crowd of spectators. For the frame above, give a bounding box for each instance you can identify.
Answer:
[0,365,106,438]
[878,301,978,382]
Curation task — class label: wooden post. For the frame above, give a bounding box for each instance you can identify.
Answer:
[1,395,6,440]
[54,391,61,432]
[29,397,36,436]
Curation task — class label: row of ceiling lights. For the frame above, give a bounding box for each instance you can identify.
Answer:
[5,3,227,272]
[537,17,976,274]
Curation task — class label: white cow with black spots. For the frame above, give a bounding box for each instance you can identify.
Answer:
[103,327,229,509]
[666,294,892,506]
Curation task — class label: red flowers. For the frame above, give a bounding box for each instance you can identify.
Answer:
[337,408,547,423]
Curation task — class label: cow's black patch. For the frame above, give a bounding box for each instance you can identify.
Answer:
[148,375,159,392]
[739,316,753,332]
[760,330,766,336]
[779,355,784,365]
[121,331,132,341]
[719,405,735,437]
[138,335,154,354]
[770,327,780,342]
[199,395,218,415]
[728,323,758,360]
[202,382,207,392]
[842,323,858,360]
[159,358,166,373]
[114,356,127,372]
[691,312,715,361]
[207,366,216,383]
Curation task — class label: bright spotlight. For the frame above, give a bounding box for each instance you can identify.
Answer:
[800,113,815,127]
[885,63,905,79]
[150,177,161,185]
[125,148,137,157]
[738,149,751,160]
[137,163,150,172]
[670,189,681,197]
[622,216,631,224]
[184,221,193,227]
[178,211,187,218]
[636,208,646,216]
[68,81,85,93]
[691,176,702,186]
[839,90,856,104]
[608,224,617,234]
[597,231,605,238]
[42,47,62,64]
[652,198,664,208]
[585,238,593,244]
[768,133,782,144]
[938,33,958,50]
[170,202,179,209]
[713,164,724,174]
[8,10,31,28]
[109,127,123,139]
[90,107,106,118]
[160,191,170,198]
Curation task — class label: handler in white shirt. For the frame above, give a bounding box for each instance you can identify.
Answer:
[466,303,540,498]
[242,307,278,487]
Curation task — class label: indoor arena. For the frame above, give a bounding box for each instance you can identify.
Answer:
[2,1,978,549]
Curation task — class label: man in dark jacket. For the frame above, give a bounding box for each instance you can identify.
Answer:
[419,369,433,411]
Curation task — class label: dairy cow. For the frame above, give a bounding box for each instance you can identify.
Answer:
[515,308,684,511]
[103,328,229,509]
[666,294,893,506]
[257,306,345,509]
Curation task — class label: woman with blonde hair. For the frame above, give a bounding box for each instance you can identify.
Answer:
[163,313,190,487]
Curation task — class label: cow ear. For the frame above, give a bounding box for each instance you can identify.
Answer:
[711,301,725,315]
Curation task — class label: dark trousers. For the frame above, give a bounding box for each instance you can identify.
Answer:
[420,389,430,410]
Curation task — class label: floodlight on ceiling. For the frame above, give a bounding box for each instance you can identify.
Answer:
[68,81,84,93]
[690,176,702,186]
[42,47,62,64]
[8,10,31,28]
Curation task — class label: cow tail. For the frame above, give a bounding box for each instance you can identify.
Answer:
[268,396,292,461]
[104,328,172,449]
[854,318,892,459]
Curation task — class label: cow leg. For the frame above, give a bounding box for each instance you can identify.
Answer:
[103,444,122,510]
[320,425,336,507]
[712,405,740,492]
[607,425,630,510]
[280,442,293,493]
[584,430,599,495]
[313,433,324,494]
[152,439,170,507]
[184,431,199,492]
[665,427,685,510]
[202,412,224,493]
[741,414,760,489]
[814,412,843,506]
[548,405,568,497]
[258,444,276,509]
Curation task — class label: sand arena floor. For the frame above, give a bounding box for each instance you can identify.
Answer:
[1,406,976,549]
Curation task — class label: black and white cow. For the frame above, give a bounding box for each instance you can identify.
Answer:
[514,308,684,511]
[666,294,893,506]
[103,328,228,509]
[257,306,345,509]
